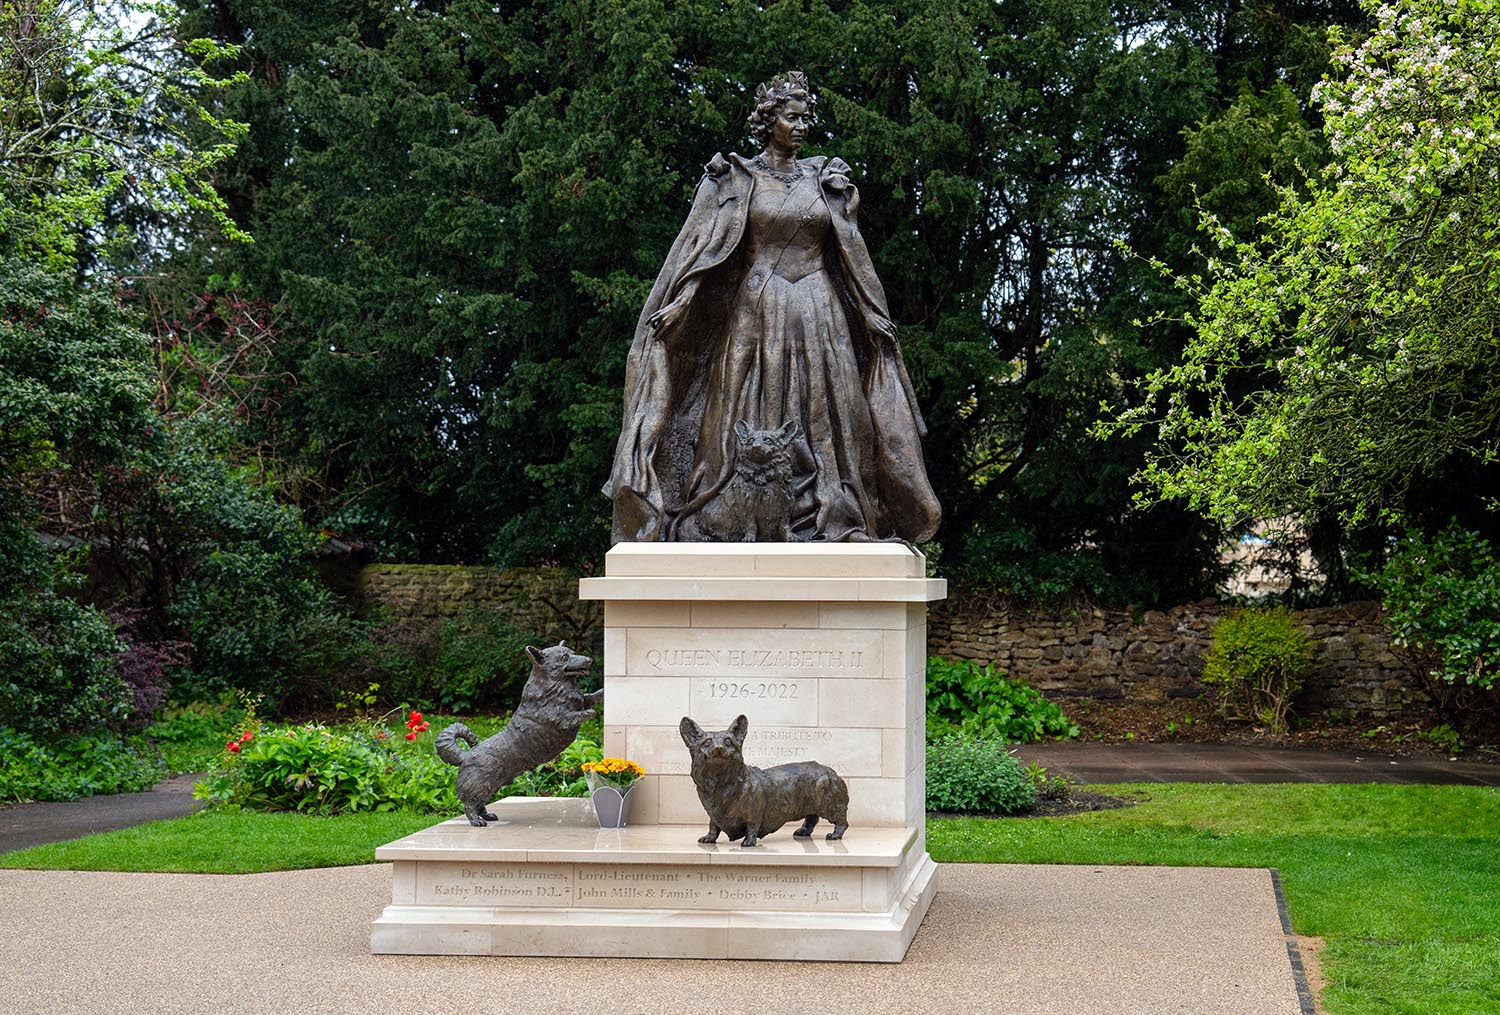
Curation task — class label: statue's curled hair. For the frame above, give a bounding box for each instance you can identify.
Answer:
[747,71,816,146]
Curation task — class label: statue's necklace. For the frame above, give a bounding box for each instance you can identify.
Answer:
[752,153,803,185]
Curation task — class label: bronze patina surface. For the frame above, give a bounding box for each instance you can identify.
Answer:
[605,71,941,544]
[680,713,850,847]
[434,642,601,827]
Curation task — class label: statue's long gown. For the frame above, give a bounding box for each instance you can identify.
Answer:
[678,167,878,540]
[605,154,940,544]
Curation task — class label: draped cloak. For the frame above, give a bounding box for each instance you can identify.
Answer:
[603,152,941,544]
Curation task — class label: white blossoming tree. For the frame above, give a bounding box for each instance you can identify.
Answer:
[1113,0,1500,533]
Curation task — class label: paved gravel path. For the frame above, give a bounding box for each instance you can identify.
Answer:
[0,773,202,854]
[0,862,1307,1015]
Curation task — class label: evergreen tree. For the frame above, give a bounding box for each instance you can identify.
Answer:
[163,0,1362,602]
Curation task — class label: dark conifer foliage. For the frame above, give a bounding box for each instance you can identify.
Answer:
[163,0,1359,602]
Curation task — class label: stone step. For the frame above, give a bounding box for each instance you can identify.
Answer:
[371,797,935,961]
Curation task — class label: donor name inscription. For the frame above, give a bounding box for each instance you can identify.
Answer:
[424,864,573,905]
[573,867,858,911]
[419,862,860,911]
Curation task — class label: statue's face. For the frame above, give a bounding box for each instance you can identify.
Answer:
[770,97,810,152]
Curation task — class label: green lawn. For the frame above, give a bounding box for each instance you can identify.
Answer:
[2,783,1496,1015]
[0,810,439,873]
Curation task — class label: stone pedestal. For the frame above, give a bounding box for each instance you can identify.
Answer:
[371,544,945,962]
[370,797,936,961]
[580,543,944,832]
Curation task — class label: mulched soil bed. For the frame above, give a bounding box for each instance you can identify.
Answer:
[930,790,1140,821]
[1058,695,1499,760]
[1024,788,1138,818]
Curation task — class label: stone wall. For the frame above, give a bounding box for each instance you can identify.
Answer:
[345,564,1424,718]
[929,598,1425,717]
[354,564,602,651]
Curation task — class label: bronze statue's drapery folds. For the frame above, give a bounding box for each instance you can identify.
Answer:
[604,73,941,544]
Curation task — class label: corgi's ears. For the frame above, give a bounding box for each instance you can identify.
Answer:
[525,645,543,665]
[680,716,705,746]
[729,714,749,741]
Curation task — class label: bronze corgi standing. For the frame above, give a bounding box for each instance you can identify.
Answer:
[435,642,601,827]
[679,714,849,847]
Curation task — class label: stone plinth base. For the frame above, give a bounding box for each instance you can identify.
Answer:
[370,797,936,962]
[578,544,946,831]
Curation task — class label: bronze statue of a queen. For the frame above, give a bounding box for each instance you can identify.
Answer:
[605,71,941,544]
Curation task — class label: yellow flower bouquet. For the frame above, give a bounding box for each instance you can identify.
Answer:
[581,757,645,792]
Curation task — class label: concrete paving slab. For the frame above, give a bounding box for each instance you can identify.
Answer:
[0,862,1306,1015]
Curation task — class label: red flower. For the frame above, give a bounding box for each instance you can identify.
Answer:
[226,741,241,754]
[405,731,418,741]
[408,711,422,724]
[417,722,429,732]
[240,731,254,743]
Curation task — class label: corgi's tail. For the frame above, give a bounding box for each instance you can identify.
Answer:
[435,723,478,766]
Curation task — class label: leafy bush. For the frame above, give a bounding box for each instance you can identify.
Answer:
[1201,606,1311,732]
[926,656,1079,742]
[150,430,337,705]
[950,527,1113,603]
[428,608,536,712]
[948,509,1227,607]
[0,590,129,732]
[1376,524,1500,691]
[0,726,165,803]
[145,700,245,774]
[194,712,600,815]
[111,609,191,728]
[304,608,573,717]
[196,720,442,815]
[36,412,357,714]
[1,257,161,733]
[925,735,1037,815]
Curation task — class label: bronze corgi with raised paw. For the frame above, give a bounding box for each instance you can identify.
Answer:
[436,642,601,827]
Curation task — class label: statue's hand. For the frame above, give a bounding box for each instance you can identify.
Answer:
[866,314,898,344]
[648,295,689,339]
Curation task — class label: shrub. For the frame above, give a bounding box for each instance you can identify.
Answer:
[195,719,440,815]
[161,443,335,706]
[950,527,1113,603]
[1372,524,1500,737]
[1201,606,1311,733]
[1376,524,1500,691]
[145,700,245,774]
[111,609,192,728]
[194,712,600,815]
[78,418,345,712]
[428,608,536,712]
[926,656,1079,742]
[0,726,165,803]
[0,590,129,732]
[925,735,1037,815]
[317,608,570,716]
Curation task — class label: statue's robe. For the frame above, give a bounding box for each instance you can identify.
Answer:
[604,152,940,544]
